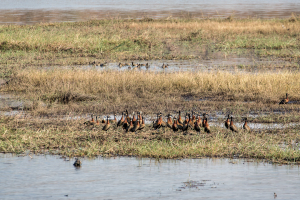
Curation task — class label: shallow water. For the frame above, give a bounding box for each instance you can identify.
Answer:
[1,0,300,24]
[0,155,299,199]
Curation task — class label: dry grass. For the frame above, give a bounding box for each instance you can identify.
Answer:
[4,69,300,103]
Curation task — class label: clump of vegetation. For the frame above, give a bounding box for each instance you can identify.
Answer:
[0,116,299,164]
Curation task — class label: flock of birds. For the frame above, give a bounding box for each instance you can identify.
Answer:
[84,93,290,133]
[118,62,170,70]
[84,110,249,133]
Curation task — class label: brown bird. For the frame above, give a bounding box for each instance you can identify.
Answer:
[122,116,129,130]
[131,120,140,132]
[194,120,201,133]
[153,113,160,129]
[126,120,133,132]
[84,114,96,125]
[118,63,123,68]
[182,120,189,132]
[132,62,137,67]
[204,117,211,134]
[279,93,289,104]
[159,113,167,127]
[178,111,184,124]
[132,112,137,125]
[243,118,251,132]
[117,112,124,127]
[172,117,178,132]
[225,114,230,129]
[167,114,173,129]
[202,113,207,127]
[229,116,238,133]
[125,110,131,122]
[138,117,145,130]
[196,115,203,127]
[95,116,100,126]
[102,116,111,131]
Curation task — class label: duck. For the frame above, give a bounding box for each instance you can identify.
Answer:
[145,63,150,69]
[95,116,100,126]
[118,63,123,68]
[225,114,230,129]
[182,120,189,132]
[196,115,203,128]
[100,62,107,67]
[279,93,289,104]
[194,119,201,133]
[229,116,238,133]
[124,62,130,66]
[117,112,124,127]
[162,63,169,69]
[243,118,251,132]
[132,62,137,67]
[204,117,211,134]
[84,114,95,125]
[202,113,207,127]
[102,116,111,131]
[167,114,173,129]
[122,116,129,130]
[138,117,145,130]
[131,120,140,132]
[73,158,81,167]
[178,111,184,124]
[126,120,134,132]
[172,117,178,132]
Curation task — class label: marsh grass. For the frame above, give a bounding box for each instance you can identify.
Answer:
[0,116,299,164]
[0,18,300,71]
[4,68,300,103]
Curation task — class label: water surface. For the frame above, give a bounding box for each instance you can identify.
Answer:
[0,0,299,24]
[0,155,299,199]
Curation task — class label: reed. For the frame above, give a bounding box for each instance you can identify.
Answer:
[4,69,300,104]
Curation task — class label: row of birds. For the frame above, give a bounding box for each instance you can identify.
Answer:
[118,62,169,69]
[84,110,250,133]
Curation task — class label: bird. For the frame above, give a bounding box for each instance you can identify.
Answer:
[204,117,211,133]
[202,113,208,127]
[122,116,129,130]
[194,120,201,133]
[131,120,140,132]
[73,158,81,167]
[225,114,230,129]
[118,63,123,67]
[145,63,150,69]
[162,63,169,69]
[167,114,173,129]
[182,120,189,132]
[172,117,178,132]
[178,111,183,124]
[279,93,289,104]
[138,117,145,130]
[274,192,277,198]
[117,112,124,127]
[110,114,117,124]
[243,118,251,131]
[196,115,203,128]
[132,62,137,67]
[126,120,134,132]
[84,114,95,125]
[102,116,111,131]
[229,116,238,133]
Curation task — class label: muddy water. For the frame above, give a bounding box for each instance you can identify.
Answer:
[1,0,300,24]
[73,57,298,74]
[0,154,299,199]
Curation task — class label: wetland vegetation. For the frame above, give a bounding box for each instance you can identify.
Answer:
[1,17,300,164]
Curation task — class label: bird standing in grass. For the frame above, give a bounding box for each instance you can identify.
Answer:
[229,116,238,133]
[84,114,95,125]
[204,117,211,133]
[117,112,124,127]
[102,116,111,131]
[138,117,145,130]
[225,114,230,129]
[243,118,251,131]
[279,93,289,104]
[172,117,178,132]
